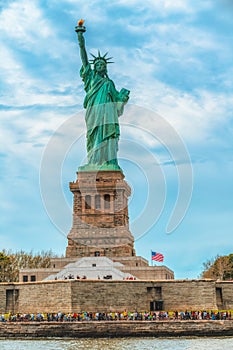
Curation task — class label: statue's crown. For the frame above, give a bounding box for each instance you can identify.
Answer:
[89,50,114,65]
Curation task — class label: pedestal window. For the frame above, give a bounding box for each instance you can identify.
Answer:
[104,194,110,209]
[85,195,91,209]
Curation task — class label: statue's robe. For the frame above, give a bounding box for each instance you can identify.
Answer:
[80,64,126,166]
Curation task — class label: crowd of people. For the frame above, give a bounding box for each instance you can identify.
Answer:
[0,310,232,322]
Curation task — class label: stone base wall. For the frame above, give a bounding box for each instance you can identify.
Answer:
[1,279,230,314]
[18,281,72,313]
[216,281,233,309]
[0,285,7,312]
[70,280,217,312]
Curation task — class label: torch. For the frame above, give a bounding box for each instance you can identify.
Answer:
[75,19,86,33]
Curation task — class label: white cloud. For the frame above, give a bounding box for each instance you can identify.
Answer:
[0,0,82,107]
[111,0,195,15]
[0,0,52,48]
[0,108,84,174]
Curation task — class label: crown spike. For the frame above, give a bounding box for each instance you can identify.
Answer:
[90,52,97,59]
[89,51,114,65]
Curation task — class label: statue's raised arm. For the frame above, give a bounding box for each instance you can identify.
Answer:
[75,19,88,67]
[75,20,130,171]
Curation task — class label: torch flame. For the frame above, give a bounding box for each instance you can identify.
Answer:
[78,19,85,26]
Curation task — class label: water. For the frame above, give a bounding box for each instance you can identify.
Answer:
[0,338,233,350]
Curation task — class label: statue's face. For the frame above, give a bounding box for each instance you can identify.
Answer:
[95,60,107,74]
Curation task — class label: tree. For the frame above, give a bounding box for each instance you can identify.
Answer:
[0,249,60,282]
[201,254,233,280]
[0,251,11,282]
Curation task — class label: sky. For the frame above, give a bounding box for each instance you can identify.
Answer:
[1,0,233,279]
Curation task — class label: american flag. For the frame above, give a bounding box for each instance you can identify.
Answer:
[151,251,164,262]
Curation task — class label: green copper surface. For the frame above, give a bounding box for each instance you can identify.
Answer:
[76,22,130,171]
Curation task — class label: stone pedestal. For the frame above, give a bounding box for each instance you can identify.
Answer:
[66,171,136,258]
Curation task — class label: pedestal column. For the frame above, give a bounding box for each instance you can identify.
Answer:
[66,170,135,258]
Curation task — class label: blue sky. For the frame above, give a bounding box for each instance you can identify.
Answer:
[1,0,233,279]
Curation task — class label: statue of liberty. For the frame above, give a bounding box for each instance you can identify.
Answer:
[75,20,130,171]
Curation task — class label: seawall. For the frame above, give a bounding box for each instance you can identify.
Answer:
[0,320,233,338]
